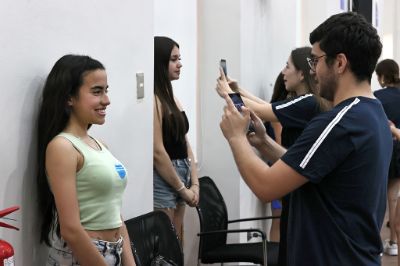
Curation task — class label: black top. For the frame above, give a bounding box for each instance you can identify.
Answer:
[271,94,321,266]
[282,97,392,266]
[162,111,189,160]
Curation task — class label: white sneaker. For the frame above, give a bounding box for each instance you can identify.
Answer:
[384,239,398,256]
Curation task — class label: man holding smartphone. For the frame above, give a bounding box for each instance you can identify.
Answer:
[218,12,391,266]
[227,92,255,133]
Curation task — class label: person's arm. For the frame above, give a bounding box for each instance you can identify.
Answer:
[236,85,268,105]
[389,122,400,140]
[218,66,267,105]
[241,95,278,122]
[219,95,308,202]
[216,69,278,122]
[186,138,199,206]
[153,96,195,204]
[174,97,199,207]
[46,138,108,266]
[226,75,267,105]
[270,122,282,145]
[247,111,287,164]
[120,219,136,266]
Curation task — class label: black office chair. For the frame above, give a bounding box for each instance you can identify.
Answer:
[196,176,279,266]
[125,211,183,266]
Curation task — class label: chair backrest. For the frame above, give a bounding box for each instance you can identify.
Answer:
[196,176,229,254]
[125,211,183,266]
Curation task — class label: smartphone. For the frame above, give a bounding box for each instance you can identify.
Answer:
[228,93,255,133]
[220,59,227,77]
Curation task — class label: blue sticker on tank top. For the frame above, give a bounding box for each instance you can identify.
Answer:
[115,164,126,179]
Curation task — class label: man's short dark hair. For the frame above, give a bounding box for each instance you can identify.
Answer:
[309,12,382,83]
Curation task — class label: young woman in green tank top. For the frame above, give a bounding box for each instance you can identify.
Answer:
[37,55,136,266]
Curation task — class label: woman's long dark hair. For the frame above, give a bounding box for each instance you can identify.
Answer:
[291,47,331,112]
[270,72,295,103]
[37,54,105,245]
[154,36,185,143]
[290,47,316,95]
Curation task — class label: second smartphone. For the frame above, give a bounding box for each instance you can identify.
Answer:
[228,92,255,133]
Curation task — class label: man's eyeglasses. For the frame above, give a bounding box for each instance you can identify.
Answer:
[307,54,327,71]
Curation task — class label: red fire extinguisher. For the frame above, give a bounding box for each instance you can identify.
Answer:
[0,206,19,266]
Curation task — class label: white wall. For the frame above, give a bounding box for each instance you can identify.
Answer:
[376,0,400,72]
[154,0,198,157]
[395,0,400,61]
[238,0,298,241]
[153,1,199,265]
[0,1,154,264]
[194,0,242,264]
[301,0,345,47]
[197,0,241,224]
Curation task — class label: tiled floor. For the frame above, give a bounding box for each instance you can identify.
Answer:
[381,211,397,266]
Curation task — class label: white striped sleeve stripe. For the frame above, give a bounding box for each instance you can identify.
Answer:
[299,97,360,169]
[275,94,313,110]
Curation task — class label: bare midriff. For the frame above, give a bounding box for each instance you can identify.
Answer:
[86,227,122,242]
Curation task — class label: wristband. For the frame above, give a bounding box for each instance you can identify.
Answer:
[176,184,185,192]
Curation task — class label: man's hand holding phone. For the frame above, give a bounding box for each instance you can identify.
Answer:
[247,110,269,149]
[227,93,255,133]
[220,94,251,142]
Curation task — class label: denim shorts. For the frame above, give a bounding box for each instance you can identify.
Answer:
[46,236,123,266]
[153,158,191,209]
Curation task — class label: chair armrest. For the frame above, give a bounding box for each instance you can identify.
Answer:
[197,228,266,240]
[228,215,280,224]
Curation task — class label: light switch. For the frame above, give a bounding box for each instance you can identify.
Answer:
[136,72,144,99]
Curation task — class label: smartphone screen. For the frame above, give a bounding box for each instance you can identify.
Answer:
[220,59,227,76]
[228,92,245,112]
[228,93,255,133]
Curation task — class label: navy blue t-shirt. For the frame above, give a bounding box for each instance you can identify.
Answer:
[374,86,400,127]
[271,94,321,266]
[272,94,320,148]
[281,97,392,266]
[374,87,400,178]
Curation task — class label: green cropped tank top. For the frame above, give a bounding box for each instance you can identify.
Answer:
[57,133,127,230]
